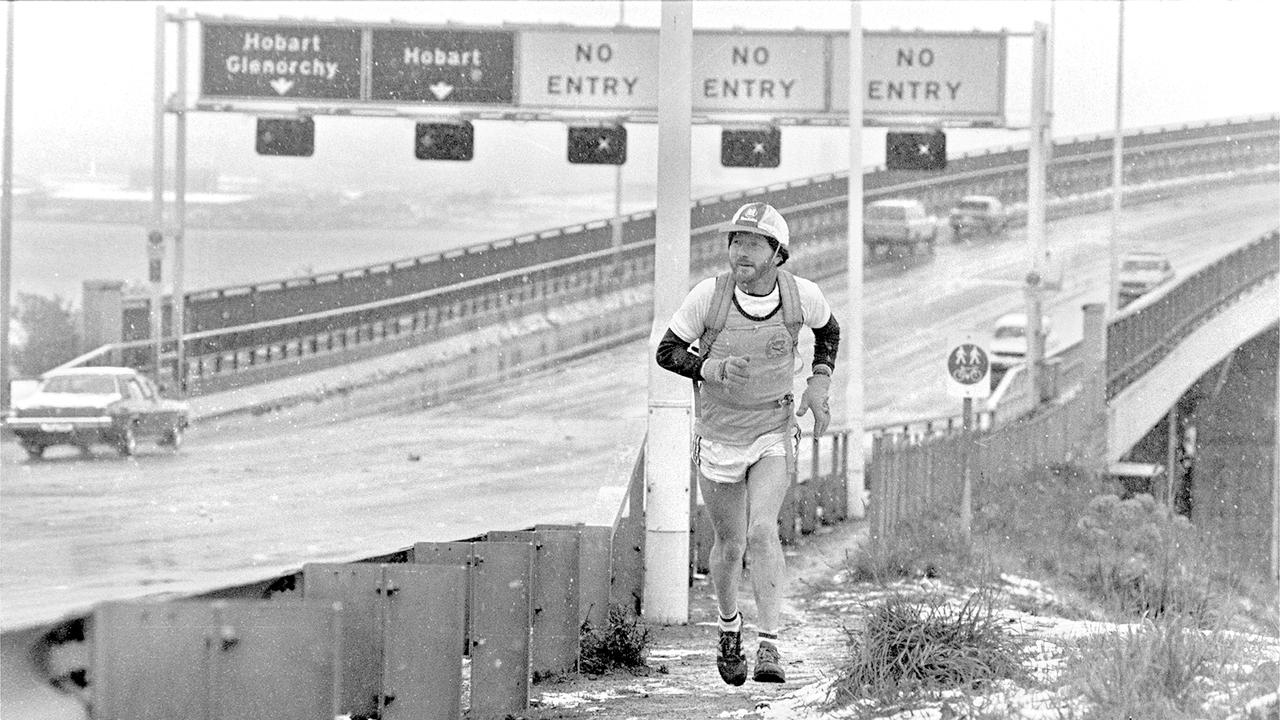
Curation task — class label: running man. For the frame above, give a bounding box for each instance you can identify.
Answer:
[655,201,840,685]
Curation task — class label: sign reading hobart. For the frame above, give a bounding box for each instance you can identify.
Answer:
[370,29,515,104]
[201,23,362,100]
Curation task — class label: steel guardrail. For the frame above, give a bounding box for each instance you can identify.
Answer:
[82,115,1276,392]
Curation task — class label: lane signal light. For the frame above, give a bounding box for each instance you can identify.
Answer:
[567,125,627,165]
[255,117,315,157]
[886,131,947,171]
[721,127,781,168]
[416,121,474,161]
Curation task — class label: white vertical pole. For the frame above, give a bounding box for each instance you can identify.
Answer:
[1,2,14,411]
[174,10,187,393]
[611,1,625,276]
[1024,22,1048,404]
[1108,0,1125,317]
[644,0,693,625]
[845,2,866,519]
[151,6,166,376]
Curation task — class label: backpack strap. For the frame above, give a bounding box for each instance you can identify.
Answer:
[697,271,736,358]
[776,269,804,347]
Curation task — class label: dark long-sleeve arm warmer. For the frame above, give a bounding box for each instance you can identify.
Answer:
[655,329,705,382]
[812,315,840,373]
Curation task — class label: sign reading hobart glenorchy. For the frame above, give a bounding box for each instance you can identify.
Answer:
[201,23,363,100]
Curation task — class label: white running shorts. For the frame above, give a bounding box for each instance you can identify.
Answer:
[695,429,798,484]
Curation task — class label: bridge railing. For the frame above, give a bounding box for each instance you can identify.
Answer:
[1107,229,1279,399]
[93,116,1276,390]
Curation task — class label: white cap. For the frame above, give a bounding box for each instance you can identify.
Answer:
[721,202,789,249]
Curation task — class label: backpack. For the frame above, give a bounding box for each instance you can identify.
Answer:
[697,269,804,361]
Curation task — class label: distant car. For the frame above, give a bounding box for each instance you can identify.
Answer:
[4,367,189,459]
[989,313,1054,371]
[1118,251,1176,305]
[863,198,938,256]
[948,195,1009,240]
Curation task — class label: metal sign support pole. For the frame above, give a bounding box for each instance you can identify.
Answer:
[174,10,188,393]
[960,396,973,544]
[845,1,866,519]
[151,6,166,376]
[1108,1,1125,317]
[643,0,692,625]
[1024,22,1048,405]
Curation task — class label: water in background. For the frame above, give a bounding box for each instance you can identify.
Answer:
[10,189,657,305]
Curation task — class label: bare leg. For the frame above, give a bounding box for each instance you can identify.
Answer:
[697,473,748,620]
[744,455,790,635]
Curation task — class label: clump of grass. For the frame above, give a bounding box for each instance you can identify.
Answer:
[578,603,650,675]
[825,589,1027,710]
[844,509,972,585]
[1062,613,1260,720]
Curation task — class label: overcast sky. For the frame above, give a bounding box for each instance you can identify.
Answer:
[2,1,1278,200]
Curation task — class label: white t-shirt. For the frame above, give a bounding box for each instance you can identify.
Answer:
[668,274,832,344]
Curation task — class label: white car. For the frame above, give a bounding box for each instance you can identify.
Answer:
[1118,251,1176,306]
[989,313,1053,370]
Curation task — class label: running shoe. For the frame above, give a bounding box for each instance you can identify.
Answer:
[716,629,748,686]
[753,640,785,683]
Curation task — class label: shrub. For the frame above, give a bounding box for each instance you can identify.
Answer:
[9,292,81,376]
[1071,493,1213,620]
[825,589,1027,710]
[578,604,650,675]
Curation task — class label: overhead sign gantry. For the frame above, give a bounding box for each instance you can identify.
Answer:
[195,18,1007,126]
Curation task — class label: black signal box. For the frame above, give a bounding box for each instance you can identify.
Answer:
[721,128,781,168]
[416,121,475,161]
[886,131,947,171]
[567,125,627,165]
[255,117,315,157]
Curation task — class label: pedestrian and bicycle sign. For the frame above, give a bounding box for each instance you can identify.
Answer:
[946,339,991,399]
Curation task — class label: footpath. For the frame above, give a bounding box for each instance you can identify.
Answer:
[528,519,872,720]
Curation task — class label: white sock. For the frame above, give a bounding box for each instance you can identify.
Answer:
[718,611,742,633]
[759,631,779,651]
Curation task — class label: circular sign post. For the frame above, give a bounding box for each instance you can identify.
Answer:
[945,335,990,547]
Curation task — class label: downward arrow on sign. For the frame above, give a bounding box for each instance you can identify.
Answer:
[270,78,295,95]
[429,81,454,101]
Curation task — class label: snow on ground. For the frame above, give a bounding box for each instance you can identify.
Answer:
[533,568,1279,720]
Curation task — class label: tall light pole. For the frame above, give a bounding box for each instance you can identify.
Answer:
[845,1,865,519]
[150,6,166,377]
[1,1,15,410]
[1108,0,1126,317]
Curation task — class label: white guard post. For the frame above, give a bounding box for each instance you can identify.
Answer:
[844,1,866,519]
[1023,22,1049,405]
[644,0,693,625]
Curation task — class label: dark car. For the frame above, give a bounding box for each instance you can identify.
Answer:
[4,367,189,459]
[948,195,1009,240]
